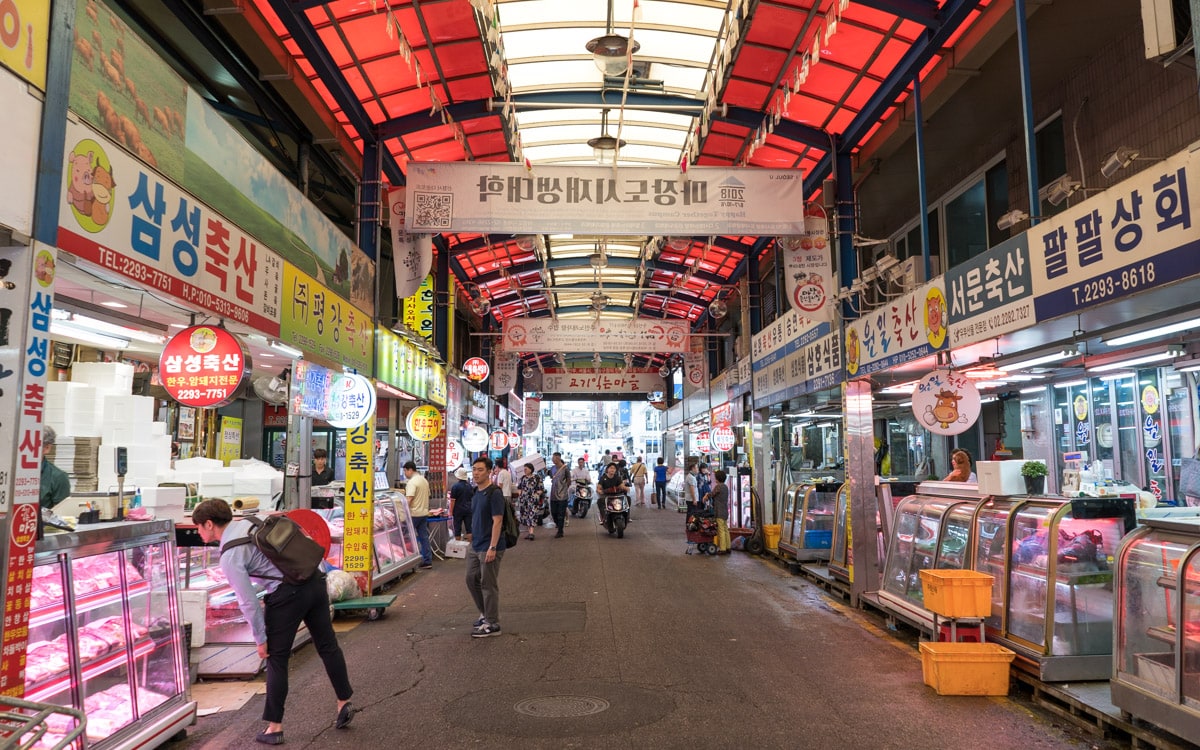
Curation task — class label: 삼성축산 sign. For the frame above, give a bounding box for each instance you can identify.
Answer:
[405,163,805,237]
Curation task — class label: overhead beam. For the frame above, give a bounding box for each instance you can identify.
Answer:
[853,0,941,27]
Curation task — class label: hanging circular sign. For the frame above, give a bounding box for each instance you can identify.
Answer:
[326,373,377,429]
[489,430,509,451]
[711,426,736,453]
[508,431,521,450]
[912,369,981,436]
[446,440,464,470]
[158,325,250,408]
[405,404,443,441]
[696,430,711,453]
[464,357,490,383]
[462,426,489,452]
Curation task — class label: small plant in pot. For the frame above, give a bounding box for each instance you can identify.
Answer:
[1021,461,1048,495]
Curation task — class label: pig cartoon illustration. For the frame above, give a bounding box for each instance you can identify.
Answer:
[67,151,95,216]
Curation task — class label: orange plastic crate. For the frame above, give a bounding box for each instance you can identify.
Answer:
[919,569,993,618]
[919,642,1015,696]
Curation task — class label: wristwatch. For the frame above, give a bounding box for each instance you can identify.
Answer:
[489,546,497,550]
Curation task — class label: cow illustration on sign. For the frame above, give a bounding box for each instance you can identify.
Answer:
[912,369,981,436]
[924,389,965,430]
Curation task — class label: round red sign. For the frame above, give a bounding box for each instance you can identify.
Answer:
[11,503,38,548]
[711,426,736,452]
[158,325,250,408]
[464,357,490,382]
[696,430,711,453]
[489,430,509,450]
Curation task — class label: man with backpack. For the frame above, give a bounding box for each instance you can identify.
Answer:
[466,456,506,638]
[191,499,354,745]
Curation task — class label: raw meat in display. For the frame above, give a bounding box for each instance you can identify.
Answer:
[76,630,112,661]
[29,568,64,610]
[24,641,69,684]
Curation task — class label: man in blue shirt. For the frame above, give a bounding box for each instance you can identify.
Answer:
[653,457,669,509]
[466,456,505,638]
[192,499,354,745]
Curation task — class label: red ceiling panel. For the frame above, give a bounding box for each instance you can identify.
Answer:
[381,89,432,121]
[703,132,746,160]
[431,40,489,79]
[745,4,812,48]
[446,75,495,103]
[731,44,790,83]
[722,79,772,110]
[418,0,479,43]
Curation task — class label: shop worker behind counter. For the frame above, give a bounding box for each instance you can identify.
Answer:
[312,448,335,487]
[191,499,354,745]
[40,426,71,509]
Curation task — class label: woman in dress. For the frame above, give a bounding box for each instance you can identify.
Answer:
[516,464,545,540]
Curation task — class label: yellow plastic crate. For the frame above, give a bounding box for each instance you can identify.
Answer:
[919,569,993,618]
[919,642,1015,696]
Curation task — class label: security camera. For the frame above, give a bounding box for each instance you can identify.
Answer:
[1039,175,1081,207]
[996,209,1030,231]
[1101,147,1139,179]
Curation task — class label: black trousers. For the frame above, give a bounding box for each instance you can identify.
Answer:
[452,508,472,538]
[262,574,353,723]
[550,499,568,532]
[654,481,668,508]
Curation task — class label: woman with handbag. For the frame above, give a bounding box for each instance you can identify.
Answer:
[516,464,546,540]
[629,456,649,506]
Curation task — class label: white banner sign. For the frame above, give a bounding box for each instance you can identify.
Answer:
[405,162,806,236]
[523,396,541,433]
[781,205,834,321]
[492,353,519,396]
[57,120,284,334]
[388,187,433,299]
[683,351,706,396]
[539,369,665,394]
[501,317,689,354]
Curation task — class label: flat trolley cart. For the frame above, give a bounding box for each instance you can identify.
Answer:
[685,512,720,556]
[331,594,398,621]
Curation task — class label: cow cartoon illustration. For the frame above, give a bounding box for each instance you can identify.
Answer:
[924,388,965,429]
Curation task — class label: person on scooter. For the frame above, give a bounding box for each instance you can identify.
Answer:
[570,457,592,514]
[598,463,629,515]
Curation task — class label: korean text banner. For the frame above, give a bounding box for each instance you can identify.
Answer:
[1028,148,1200,320]
[403,274,435,340]
[376,328,429,401]
[342,423,375,572]
[0,1,49,90]
[390,187,433,299]
[845,280,948,377]
[58,120,285,333]
[280,263,373,373]
[492,353,518,396]
[501,317,689,354]
[539,369,665,394]
[946,234,1035,348]
[405,163,805,236]
[750,315,839,408]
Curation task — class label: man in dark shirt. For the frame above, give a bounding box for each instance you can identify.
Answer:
[709,469,731,555]
[311,448,335,486]
[448,466,474,539]
[465,456,505,638]
[39,426,71,509]
[653,457,669,510]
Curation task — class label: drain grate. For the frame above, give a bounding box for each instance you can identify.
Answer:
[513,695,611,718]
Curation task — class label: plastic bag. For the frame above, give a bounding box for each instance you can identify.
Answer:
[325,570,361,603]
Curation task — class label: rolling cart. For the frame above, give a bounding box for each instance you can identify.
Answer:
[685,512,720,556]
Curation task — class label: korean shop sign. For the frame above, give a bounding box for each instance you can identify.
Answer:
[281,263,373,373]
[502,317,689,354]
[750,311,835,408]
[376,327,430,401]
[538,369,665,394]
[1,0,49,89]
[946,234,1035,348]
[342,422,375,572]
[405,162,806,237]
[290,360,374,426]
[845,281,948,377]
[406,405,443,442]
[325,373,376,430]
[912,370,980,436]
[57,120,284,334]
[464,357,489,382]
[1029,148,1200,320]
[402,273,434,340]
[158,325,250,408]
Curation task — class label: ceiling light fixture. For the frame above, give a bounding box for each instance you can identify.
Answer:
[996,209,1030,231]
[50,321,130,350]
[585,33,640,77]
[588,134,626,166]
[1040,175,1082,207]
[99,300,128,309]
[1087,350,1179,373]
[268,340,304,359]
[1105,316,1200,346]
[999,349,1075,371]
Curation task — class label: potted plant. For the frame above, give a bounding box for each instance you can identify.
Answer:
[1021,461,1048,495]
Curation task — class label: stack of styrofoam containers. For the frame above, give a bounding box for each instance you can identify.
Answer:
[139,485,188,523]
[95,394,172,490]
[231,460,283,509]
[174,457,234,501]
[45,381,102,437]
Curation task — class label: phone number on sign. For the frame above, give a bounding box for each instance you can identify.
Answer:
[97,247,173,290]
[1070,262,1157,306]
[173,389,232,402]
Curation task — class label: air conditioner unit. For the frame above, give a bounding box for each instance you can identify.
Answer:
[1142,0,1192,60]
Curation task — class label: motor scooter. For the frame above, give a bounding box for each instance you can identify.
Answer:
[597,484,631,538]
[571,478,593,518]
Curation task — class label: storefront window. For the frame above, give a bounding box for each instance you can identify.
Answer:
[1165,371,1193,502]
[1090,377,1114,470]
[1138,369,1168,503]
[1115,375,1141,489]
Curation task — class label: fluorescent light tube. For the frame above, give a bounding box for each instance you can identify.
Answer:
[50,321,129,350]
[1053,380,1088,389]
[999,351,1071,371]
[1019,387,1045,395]
[269,340,304,359]
[1106,317,1200,346]
[1176,361,1200,373]
[1087,351,1177,373]
[68,313,166,344]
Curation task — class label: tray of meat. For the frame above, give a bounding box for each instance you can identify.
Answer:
[75,630,112,661]
[29,569,64,611]
[24,640,70,684]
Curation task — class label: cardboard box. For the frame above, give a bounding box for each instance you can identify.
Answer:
[976,460,1025,495]
[445,539,470,559]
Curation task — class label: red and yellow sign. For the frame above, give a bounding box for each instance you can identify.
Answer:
[342,423,375,572]
[159,325,250,408]
[464,356,489,382]
[406,405,443,442]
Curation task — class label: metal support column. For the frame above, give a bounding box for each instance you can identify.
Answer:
[913,76,932,281]
[283,411,313,510]
[845,379,880,604]
[835,143,858,312]
[1192,0,1200,101]
[32,0,77,245]
[1015,0,1042,222]
[434,236,451,361]
[359,140,381,261]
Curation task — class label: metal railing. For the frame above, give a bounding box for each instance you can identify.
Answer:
[0,696,86,750]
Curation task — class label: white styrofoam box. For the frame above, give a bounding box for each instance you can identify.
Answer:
[233,477,274,495]
[72,362,134,393]
[140,486,188,507]
[150,421,168,435]
[200,469,236,485]
[445,539,470,558]
[179,590,209,647]
[977,460,1027,496]
[176,458,225,472]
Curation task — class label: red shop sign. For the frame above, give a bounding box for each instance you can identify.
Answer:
[159,325,250,408]
[464,357,490,383]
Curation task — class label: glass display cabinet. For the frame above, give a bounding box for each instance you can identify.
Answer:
[973,495,1131,681]
[777,483,838,562]
[877,484,984,624]
[25,521,196,749]
[1112,517,1200,742]
[828,484,853,583]
[315,491,421,590]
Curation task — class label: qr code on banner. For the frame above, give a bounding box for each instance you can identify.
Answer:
[413,192,453,229]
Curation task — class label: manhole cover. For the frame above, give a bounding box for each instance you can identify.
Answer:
[513,695,611,718]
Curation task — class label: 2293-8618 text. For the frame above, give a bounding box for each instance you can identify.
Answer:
[1070,261,1156,306]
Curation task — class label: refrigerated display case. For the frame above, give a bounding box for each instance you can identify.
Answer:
[1112,516,1200,742]
[827,484,853,582]
[877,485,984,624]
[778,483,837,562]
[24,521,196,749]
[314,491,421,590]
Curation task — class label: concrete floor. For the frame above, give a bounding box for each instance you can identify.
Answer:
[176,505,1116,749]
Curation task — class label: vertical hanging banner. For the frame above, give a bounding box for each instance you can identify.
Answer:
[390,187,433,299]
[0,0,49,90]
[342,422,375,572]
[0,241,56,697]
[683,351,706,397]
[781,204,834,321]
[492,353,519,396]
[402,273,435,340]
[523,397,541,433]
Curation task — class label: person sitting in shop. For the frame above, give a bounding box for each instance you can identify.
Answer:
[943,449,977,482]
[312,448,335,486]
[40,426,72,509]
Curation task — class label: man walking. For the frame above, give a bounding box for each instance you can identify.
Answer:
[466,457,505,637]
[192,499,354,744]
[404,461,433,569]
[549,452,570,538]
[653,457,668,509]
